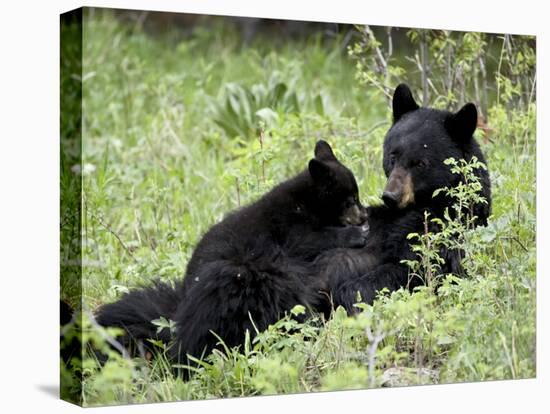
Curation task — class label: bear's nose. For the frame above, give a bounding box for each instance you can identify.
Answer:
[359,208,368,223]
[382,191,400,208]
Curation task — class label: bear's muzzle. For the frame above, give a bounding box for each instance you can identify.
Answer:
[382,167,415,209]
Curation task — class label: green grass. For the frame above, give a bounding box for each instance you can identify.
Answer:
[62,9,536,406]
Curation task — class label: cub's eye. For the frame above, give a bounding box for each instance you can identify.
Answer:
[389,154,396,166]
[415,160,427,169]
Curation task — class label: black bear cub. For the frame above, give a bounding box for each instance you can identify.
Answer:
[321,84,491,312]
[96,140,368,368]
[171,140,367,364]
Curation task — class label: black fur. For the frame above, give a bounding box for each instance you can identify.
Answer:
[60,300,80,364]
[323,84,492,312]
[171,140,367,365]
[95,281,183,354]
[96,140,368,366]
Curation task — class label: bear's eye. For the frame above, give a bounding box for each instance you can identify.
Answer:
[389,154,397,166]
[415,160,427,169]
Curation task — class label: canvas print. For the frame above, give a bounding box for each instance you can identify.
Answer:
[60,7,536,407]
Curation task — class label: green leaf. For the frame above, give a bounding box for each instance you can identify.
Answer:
[290,304,306,316]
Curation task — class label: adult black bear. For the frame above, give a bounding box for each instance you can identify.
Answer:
[96,140,368,365]
[321,84,492,312]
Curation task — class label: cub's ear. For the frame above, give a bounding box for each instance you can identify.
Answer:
[308,158,333,183]
[393,83,419,123]
[314,140,337,161]
[445,103,478,143]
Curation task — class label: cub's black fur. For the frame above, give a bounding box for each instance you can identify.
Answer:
[321,84,492,312]
[95,280,182,354]
[96,140,368,366]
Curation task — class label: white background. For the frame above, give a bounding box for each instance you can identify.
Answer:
[0,0,547,412]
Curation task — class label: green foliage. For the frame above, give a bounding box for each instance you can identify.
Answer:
[403,156,489,286]
[348,26,405,105]
[211,73,300,139]
[151,316,177,336]
[350,27,536,117]
[64,9,536,406]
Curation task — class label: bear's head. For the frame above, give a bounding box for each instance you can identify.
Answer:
[308,140,368,226]
[381,84,491,224]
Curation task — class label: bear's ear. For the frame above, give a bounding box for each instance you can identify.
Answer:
[392,83,419,123]
[445,103,478,143]
[308,158,333,183]
[314,140,337,161]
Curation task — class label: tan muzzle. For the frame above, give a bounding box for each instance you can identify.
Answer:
[382,167,415,209]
